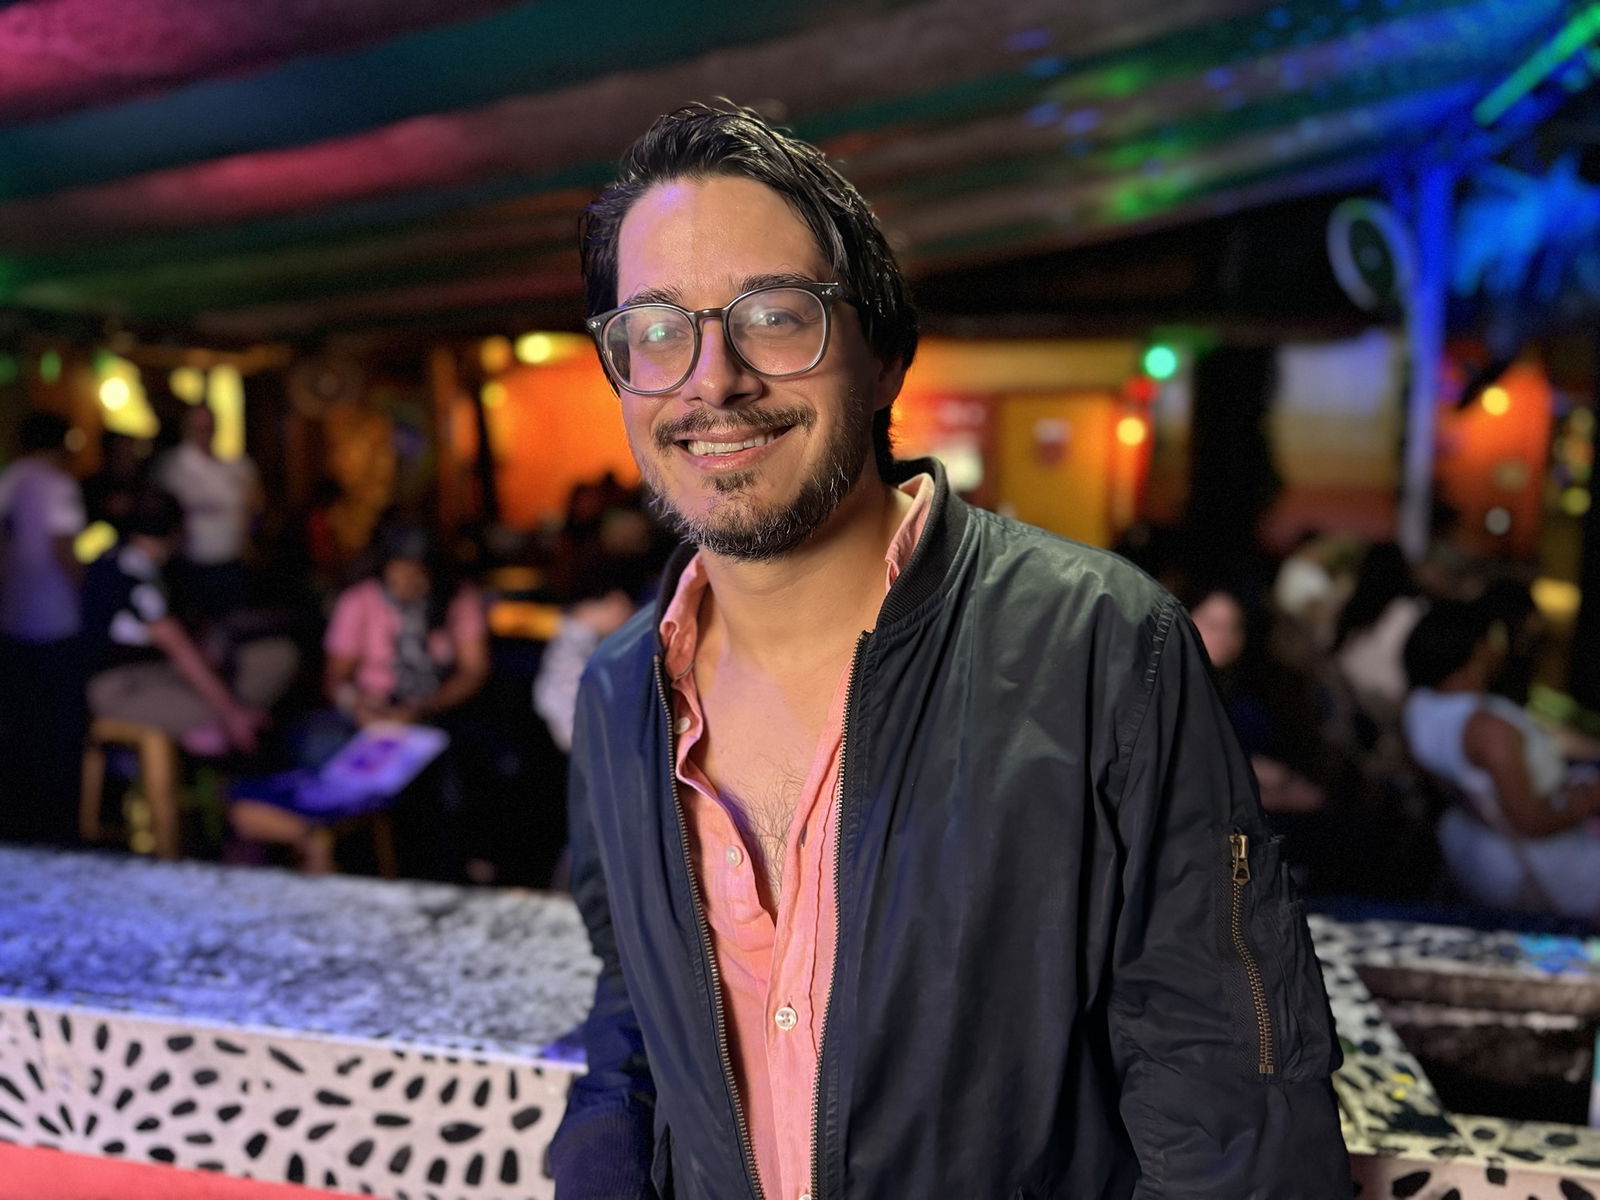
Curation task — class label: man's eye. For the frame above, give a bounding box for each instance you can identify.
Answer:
[633,319,684,346]
[740,305,807,333]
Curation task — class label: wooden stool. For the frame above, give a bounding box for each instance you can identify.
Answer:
[314,810,400,879]
[80,716,181,860]
[228,798,400,879]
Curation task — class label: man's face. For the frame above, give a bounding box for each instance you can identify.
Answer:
[612,175,900,561]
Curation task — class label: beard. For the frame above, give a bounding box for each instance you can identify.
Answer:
[642,394,873,562]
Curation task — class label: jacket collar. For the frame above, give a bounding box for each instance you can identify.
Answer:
[650,456,967,645]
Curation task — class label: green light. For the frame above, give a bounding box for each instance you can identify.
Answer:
[1475,2,1600,126]
[1143,344,1179,380]
[39,351,61,384]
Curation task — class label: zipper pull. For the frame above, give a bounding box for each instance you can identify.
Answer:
[1229,832,1251,884]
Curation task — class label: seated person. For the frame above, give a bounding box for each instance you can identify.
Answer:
[319,524,490,877]
[1189,584,1327,817]
[231,524,490,874]
[1402,599,1600,919]
[82,488,297,757]
[323,524,488,729]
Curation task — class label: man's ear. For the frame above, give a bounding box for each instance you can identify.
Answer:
[872,357,908,411]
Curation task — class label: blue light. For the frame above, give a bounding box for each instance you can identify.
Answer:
[1063,108,1101,135]
[1025,102,1062,128]
[1007,27,1052,52]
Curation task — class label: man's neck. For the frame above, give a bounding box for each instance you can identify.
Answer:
[696,475,911,672]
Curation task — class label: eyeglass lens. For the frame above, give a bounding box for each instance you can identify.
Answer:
[602,287,828,392]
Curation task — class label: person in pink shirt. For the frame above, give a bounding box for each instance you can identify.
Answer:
[323,524,488,728]
[552,103,1348,1199]
[318,523,489,877]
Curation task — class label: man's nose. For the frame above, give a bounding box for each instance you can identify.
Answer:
[684,319,760,408]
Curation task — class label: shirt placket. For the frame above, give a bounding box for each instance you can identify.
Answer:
[761,849,814,1199]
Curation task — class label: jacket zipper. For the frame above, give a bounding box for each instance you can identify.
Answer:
[809,632,868,1200]
[655,656,765,1200]
[1228,832,1276,1076]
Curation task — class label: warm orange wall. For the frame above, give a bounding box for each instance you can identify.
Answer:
[480,337,1141,539]
[1434,360,1553,559]
[483,354,640,528]
[894,339,1143,545]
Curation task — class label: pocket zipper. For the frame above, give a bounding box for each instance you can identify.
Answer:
[1228,832,1276,1076]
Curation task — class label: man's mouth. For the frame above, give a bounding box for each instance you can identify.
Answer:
[678,428,790,457]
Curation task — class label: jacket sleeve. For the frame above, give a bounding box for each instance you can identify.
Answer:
[1107,602,1350,1198]
[549,677,657,1199]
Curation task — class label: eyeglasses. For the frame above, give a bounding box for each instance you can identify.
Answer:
[585,281,856,396]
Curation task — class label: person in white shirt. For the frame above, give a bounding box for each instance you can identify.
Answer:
[155,403,261,623]
[1402,599,1600,918]
[0,411,89,842]
[1333,542,1425,726]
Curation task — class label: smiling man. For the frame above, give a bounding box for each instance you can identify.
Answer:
[551,103,1350,1200]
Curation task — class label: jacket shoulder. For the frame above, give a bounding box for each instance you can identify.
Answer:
[579,604,659,694]
[965,506,1176,631]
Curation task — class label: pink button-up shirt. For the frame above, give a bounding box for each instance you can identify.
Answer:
[658,475,931,1200]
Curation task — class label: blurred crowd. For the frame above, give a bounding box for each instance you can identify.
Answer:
[1120,516,1600,926]
[4,403,1597,927]
[0,407,672,887]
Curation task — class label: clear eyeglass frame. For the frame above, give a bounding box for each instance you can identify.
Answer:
[584,280,857,396]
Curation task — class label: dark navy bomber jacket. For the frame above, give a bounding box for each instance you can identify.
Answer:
[552,458,1350,1199]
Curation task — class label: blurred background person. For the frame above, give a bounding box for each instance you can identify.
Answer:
[1475,577,1544,707]
[155,402,262,626]
[1189,583,1330,821]
[1403,598,1600,920]
[319,522,490,879]
[1333,541,1426,729]
[0,411,88,843]
[81,429,148,539]
[323,523,488,729]
[81,487,292,758]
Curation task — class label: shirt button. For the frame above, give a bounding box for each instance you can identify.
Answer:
[725,845,743,867]
[774,1005,798,1032]
[675,715,691,735]
[799,1193,812,1200]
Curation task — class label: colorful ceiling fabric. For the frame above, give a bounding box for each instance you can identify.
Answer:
[0,0,1581,341]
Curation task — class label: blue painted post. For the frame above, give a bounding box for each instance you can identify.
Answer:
[1399,162,1454,564]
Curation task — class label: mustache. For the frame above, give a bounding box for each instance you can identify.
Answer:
[654,406,815,450]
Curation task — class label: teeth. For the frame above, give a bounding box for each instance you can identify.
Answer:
[683,431,779,456]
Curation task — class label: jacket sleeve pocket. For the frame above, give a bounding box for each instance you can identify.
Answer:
[1253,850,1339,1084]
[1107,605,1350,1197]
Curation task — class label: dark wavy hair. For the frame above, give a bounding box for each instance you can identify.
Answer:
[579,101,919,480]
[1402,599,1489,691]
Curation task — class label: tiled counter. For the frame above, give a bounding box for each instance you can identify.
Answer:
[1316,915,1600,1198]
[0,846,596,1199]
[4,843,1600,1199]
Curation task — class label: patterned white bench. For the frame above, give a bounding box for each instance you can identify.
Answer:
[0,845,596,1199]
